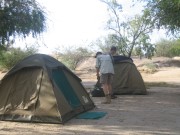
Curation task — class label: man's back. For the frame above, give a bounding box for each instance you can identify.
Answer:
[96,54,114,74]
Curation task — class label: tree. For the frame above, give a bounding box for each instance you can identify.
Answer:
[135,46,143,59]
[55,47,92,70]
[101,0,155,57]
[155,39,172,57]
[0,46,38,69]
[0,0,46,47]
[142,0,180,36]
[93,35,118,53]
[155,39,180,57]
[137,33,155,59]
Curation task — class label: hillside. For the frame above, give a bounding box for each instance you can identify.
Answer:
[75,56,180,86]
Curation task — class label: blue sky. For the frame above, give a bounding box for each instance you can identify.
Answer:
[14,0,166,54]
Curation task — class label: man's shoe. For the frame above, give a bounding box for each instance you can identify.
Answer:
[101,94,111,104]
[111,94,117,99]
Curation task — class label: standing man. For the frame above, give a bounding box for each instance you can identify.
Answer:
[95,46,117,104]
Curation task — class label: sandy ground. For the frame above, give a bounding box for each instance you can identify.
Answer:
[0,87,180,135]
[0,57,180,135]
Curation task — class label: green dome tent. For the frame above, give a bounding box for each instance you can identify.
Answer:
[0,54,95,124]
[91,56,147,97]
[113,56,147,95]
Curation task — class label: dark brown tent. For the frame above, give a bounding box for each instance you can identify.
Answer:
[113,56,147,95]
[0,54,95,124]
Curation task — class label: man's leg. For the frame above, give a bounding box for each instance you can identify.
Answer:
[101,74,111,104]
[107,84,117,99]
[107,84,112,95]
[102,83,109,95]
[107,74,117,99]
[102,83,111,104]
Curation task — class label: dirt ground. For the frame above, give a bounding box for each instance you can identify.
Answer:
[0,57,180,135]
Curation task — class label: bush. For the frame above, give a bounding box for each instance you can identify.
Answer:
[169,45,180,57]
[155,39,172,57]
[55,47,92,70]
[138,62,157,74]
[155,39,180,57]
[0,46,38,70]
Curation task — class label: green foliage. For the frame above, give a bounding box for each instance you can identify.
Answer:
[0,46,38,70]
[155,39,171,57]
[134,46,143,59]
[101,0,155,57]
[56,47,92,70]
[155,39,180,57]
[135,33,155,59]
[143,0,180,35]
[0,0,46,46]
[169,45,180,57]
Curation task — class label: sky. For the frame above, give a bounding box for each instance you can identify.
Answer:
[14,0,166,54]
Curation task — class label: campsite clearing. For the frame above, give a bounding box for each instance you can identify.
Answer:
[0,57,180,135]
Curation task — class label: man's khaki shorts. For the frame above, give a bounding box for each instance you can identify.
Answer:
[100,73,113,84]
